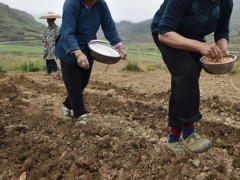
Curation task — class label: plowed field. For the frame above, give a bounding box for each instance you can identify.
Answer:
[0,61,240,179]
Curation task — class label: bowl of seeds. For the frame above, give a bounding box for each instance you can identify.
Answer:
[200,54,237,75]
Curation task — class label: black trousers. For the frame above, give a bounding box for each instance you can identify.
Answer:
[46,59,57,73]
[152,33,203,128]
[60,50,93,118]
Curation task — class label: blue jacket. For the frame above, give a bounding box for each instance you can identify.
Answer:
[151,0,233,42]
[55,0,122,64]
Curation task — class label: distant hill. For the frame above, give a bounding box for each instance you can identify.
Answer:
[0,3,46,42]
[115,20,153,43]
[98,19,153,43]
[0,0,239,43]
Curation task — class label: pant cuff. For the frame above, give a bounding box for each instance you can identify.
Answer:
[179,113,202,125]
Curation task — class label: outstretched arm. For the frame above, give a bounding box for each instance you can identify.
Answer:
[159,32,223,59]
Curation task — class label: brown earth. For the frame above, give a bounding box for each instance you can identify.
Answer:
[0,60,240,180]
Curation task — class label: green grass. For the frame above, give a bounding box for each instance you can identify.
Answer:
[146,64,164,71]
[0,60,6,72]
[125,43,162,62]
[229,62,240,75]
[0,41,239,74]
[0,40,43,57]
[14,59,46,72]
[0,41,45,72]
[121,58,144,72]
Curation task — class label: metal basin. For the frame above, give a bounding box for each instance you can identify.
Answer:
[200,54,237,75]
[88,40,121,64]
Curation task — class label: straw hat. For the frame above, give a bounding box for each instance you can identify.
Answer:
[39,12,61,19]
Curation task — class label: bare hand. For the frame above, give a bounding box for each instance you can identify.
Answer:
[216,38,229,57]
[199,42,223,59]
[77,53,89,69]
[117,46,127,60]
[220,49,230,57]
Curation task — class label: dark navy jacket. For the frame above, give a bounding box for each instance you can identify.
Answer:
[151,0,233,42]
[55,0,122,64]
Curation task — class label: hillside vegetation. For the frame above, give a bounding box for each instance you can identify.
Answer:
[0,3,45,42]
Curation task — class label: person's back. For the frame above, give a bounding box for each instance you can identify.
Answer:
[151,0,232,42]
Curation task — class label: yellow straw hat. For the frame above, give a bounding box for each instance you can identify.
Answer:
[39,12,61,19]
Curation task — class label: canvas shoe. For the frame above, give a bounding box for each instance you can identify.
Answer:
[165,141,187,155]
[75,114,87,127]
[182,132,212,153]
[51,72,58,76]
[62,106,72,120]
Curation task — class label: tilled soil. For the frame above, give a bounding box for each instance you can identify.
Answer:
[0,61,240,180]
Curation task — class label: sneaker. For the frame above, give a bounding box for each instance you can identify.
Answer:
[62,106,72,120]
[165,141,187,155]
[182,132,211,153]
[51,72,58,76]
[75,114,87,127]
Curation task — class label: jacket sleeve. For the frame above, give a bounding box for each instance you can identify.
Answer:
[214,0,233,42]
[100,0,122,46]
[158,0,188,35]
[43,29,47,41]
[60,0,81,55]
[55,26,59,40]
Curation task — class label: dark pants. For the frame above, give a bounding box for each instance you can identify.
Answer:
[46,59,57,73]
[60,51,93,118]
[152,33,203,128]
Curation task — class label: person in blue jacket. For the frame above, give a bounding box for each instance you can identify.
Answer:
[151,0,233,155]
[55,0,127,127]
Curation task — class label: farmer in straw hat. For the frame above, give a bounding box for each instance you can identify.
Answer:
[39,12,61,75]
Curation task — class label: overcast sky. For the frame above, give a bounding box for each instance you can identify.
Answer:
[0,0,163,23]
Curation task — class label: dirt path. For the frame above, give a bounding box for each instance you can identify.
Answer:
[0,61,240,179]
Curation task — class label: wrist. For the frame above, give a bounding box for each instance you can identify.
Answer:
[194,41,204,52]
[75,51,83,59]
[117,46,125,50]
[76,53,82,59]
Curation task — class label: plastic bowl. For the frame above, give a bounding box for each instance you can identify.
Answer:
[88,40,121,64]
[200,54,237,75]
